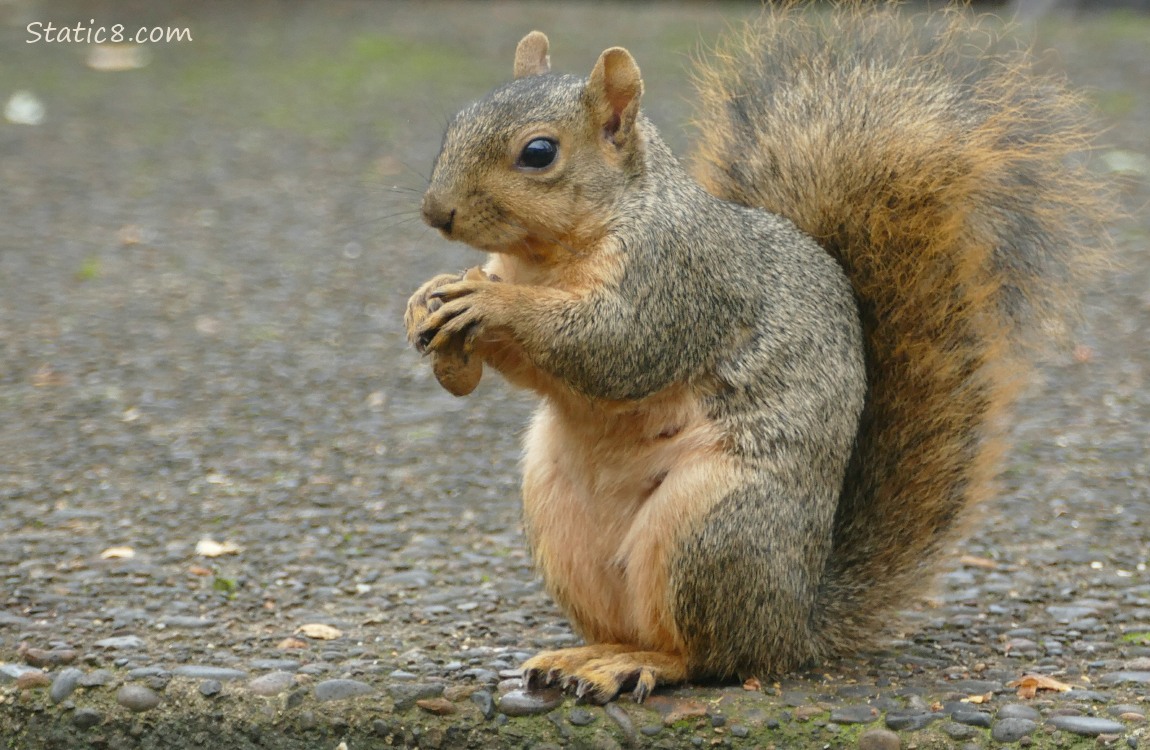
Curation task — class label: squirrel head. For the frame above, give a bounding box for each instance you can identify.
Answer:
[421,31,645,258]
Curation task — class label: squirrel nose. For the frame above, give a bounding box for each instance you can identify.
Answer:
[421,193,456,235]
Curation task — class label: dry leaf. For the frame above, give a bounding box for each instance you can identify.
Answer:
[1006,673,1074,699]
[961,692,993,704]
[195,538,241,557]
[100,546,135,560]
[296,623,343,640]
[743,676,762,691]
[276,637,308,650]
[188,565,213,577]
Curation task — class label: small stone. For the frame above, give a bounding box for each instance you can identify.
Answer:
[885,711,938,731]
[1097,672,1150,686]
[605,703,636,746]
[172,665,247,681]
[1108,705,1144,718]
[442,684,477,702]
[1062,689,1107,702]
[470,689,495,720]
[858,727,901,750]
[17,669,50,689]
[50,668,84,704]
[198,679,222,697]
[992,718,1038,743]
[94,635,144,650]
[389,682,444,711]
[21,647,78,668]
[417,696,457,715]
[79,669,113,687]
[314,678,374,702]
[72,707,103,730]
[568,707,596,726]
[831,705,880,724]
[497,688,563,716]
[161,616,215,629]
[730,724,750,738]
[942,722,976,740]
[248,671,295,697]
[117,684,161,712]
[998,704,1041,721]
[0,663,40,684]
[795,704,825,721]
[639,724,662,736]
[1046,715,1125,736]
[952,710,992,728]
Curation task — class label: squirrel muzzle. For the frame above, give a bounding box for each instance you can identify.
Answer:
[421,192,456,237]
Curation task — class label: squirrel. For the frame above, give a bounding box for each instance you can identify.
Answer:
[403,2,1108,703]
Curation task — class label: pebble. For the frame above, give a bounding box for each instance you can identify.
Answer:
[470,689,496,720]
[198,679,222,697]
[1098,671,1150,685]
[17,669,50,689]
[172,665,248,681]
[416,697,457,715]
[389,682,444,711]
[79,669,113,687]
[831,705,880,724]
[1046,715,1126,736]
[72,707,103,730]
[942,722,976,740]
[497,688,564,716]
[605,703,637,746]
[885,711,938,731]
[161,616,215,629]
[991,718,1037,743]
[314,678,374,702]
[49,667,84,704]
[998,703,1041,721]
[248,671,296,697]
[951,710,992,728]
[94,635,144,650]
[116,684,161,712]
[20,647,78,667]
[568,707,596,726]
[857,728,901,750]
[0,663,42,683]
[249,659,300,672]
[730,724,750,738]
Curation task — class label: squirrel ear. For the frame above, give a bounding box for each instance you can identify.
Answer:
[587,47,643,146]
[514,31,551,78]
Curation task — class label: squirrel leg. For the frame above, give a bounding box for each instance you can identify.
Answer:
[523,646,688,704]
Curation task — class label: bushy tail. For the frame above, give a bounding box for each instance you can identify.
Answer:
[690,2,1109,654]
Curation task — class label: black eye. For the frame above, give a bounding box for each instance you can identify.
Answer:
[517,138,558,170]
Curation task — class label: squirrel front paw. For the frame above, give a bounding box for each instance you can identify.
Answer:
[404,267,489,396]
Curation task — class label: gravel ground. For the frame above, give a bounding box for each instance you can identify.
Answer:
[1,1,1148,749]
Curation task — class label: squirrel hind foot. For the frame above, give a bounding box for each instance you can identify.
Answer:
[522,645,688,704]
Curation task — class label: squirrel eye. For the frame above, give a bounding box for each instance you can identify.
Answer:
[517,138,558,170]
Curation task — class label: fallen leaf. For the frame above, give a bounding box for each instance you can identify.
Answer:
[100,546,135,560]
[188,565,213,577]
[276,637,308,650]
[195,538,241,557]
[743,676,762,691]
[296,623,343,640]
[961,692,993,704]
[1006,673,1074,699]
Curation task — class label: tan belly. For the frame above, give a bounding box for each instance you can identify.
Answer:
[521,388,743,651]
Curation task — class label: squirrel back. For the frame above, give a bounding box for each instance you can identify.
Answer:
[690,3,1109,651]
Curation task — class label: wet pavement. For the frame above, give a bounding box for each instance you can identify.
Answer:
[1,1,1148,748]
